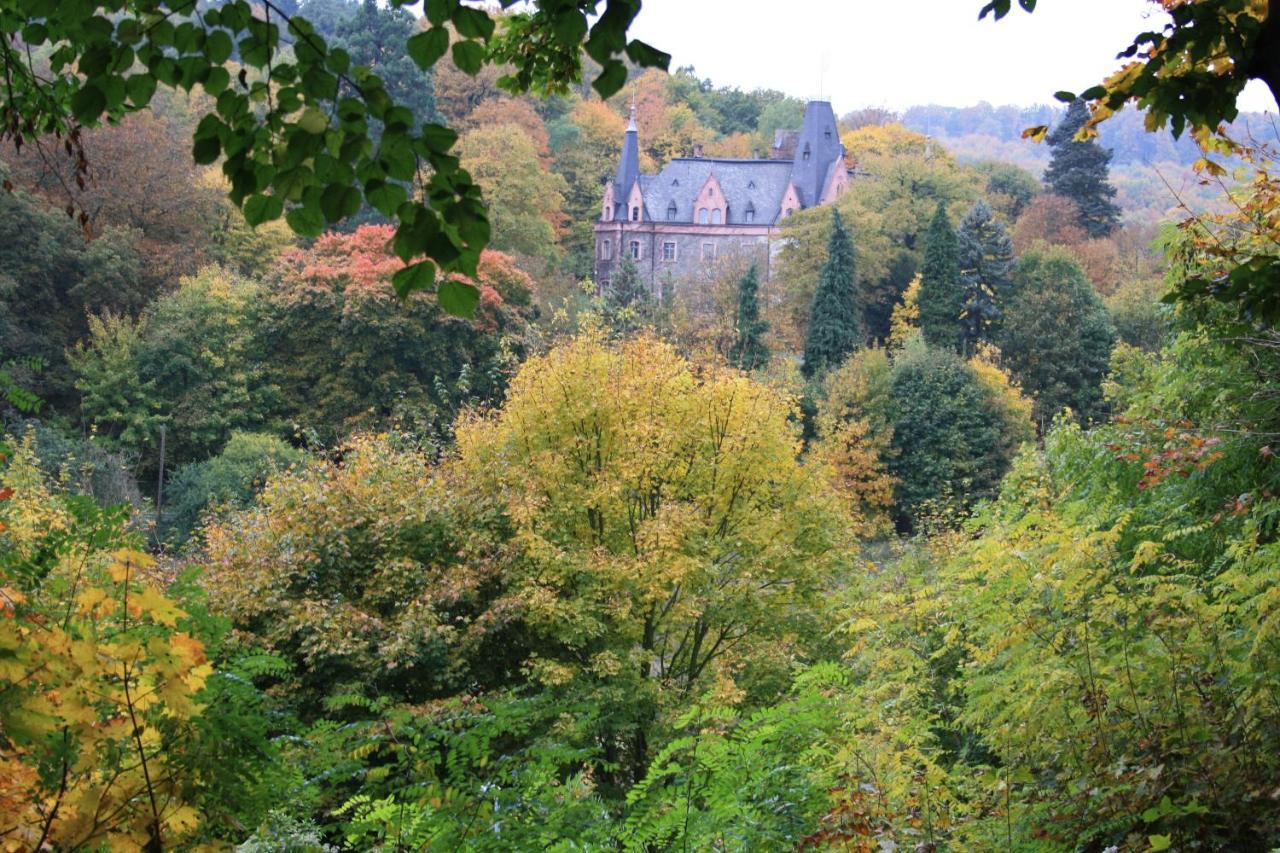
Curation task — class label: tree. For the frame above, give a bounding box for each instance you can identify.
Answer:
[1011,193,1088,254]
[997,246,1116,427]
[333,0,437,130]
[602,257,659,334]
[917,204,964,353]
[803,209,861,377]
[1043,100,1121,238]
[265,225,534,445]
[956,200,1015,350]
[453,332,850,783]
[0,0,667,314]
[458,122,568,262]
[885,341,1032,526]
[70,266,278,469]
[729,264,769,371]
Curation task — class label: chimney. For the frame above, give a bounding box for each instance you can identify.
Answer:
[692,143,703,158]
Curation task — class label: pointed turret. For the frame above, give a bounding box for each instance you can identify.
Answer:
[614,101,641,214]
[789,100,843,209]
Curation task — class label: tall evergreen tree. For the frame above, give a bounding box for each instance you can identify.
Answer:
[957,200,1015,352]
[917,203,964,353]
[1044,100,1121,238]
[802,209,861,378]
[729,264,770,371]
[334,0,438,130]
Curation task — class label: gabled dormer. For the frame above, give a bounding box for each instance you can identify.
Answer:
[819,154,850,205]
[693,173,727,226]
[601,180,616,221]
[778,182,802,221]
[626,181,647,222]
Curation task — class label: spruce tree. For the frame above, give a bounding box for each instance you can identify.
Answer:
[603,258,657,334]
[917,203,964,353]
[729,263,770,371]
[957,200,1015,352]
[1044,100,1121,238]
[802,209,861,378]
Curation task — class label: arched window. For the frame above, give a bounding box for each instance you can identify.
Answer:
[666,201,677,220]
[604,203,612,221]
[631,206,640,221]
[698,208,709,224]
[629,240,641,259]
[711,209,722,225]
[600,239,612,259]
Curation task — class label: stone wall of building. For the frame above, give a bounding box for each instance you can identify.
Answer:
[594,223,776,293]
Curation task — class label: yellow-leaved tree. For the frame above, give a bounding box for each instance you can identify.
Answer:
[0,437,211,850]
[453,332,854,781]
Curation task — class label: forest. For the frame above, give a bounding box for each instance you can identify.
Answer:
[2,0,1280,849]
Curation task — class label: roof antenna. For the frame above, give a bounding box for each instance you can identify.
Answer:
[817,50,830,101]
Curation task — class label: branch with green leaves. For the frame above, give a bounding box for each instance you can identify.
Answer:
[0,0,667,315]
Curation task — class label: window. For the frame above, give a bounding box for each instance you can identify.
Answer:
[603,203,612,221]
[629,240,641,260]
[711,209,722,225]
[783,208,794,218]
[698,208,709,224]
[666,202,677,220]
[745,204,755,224]
[747,180,756,189]
[600,239,611,260]
[824,128,832,140]
[701,242,715,260]
[662,241,677,261]
[631,206,640,221]
[802,143,811,162]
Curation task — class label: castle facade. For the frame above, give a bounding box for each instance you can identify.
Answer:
[594,100,851,291]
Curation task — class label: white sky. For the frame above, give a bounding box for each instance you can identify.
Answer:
[627,0,1277,114]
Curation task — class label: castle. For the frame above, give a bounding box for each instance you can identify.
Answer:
[594,99,851,292]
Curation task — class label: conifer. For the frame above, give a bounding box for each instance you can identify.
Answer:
[1044,99,1121,237]
[957,200,1015,351]
[802,209,861,377]
[730,263,770,371]
[917,203,964,353]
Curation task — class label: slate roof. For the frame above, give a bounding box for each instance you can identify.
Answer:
[639,158,795,225]
[789,101,844,207]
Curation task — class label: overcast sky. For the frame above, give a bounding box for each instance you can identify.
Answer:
[626,0,1276,114]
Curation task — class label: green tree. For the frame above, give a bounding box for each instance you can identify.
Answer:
[917,204,964,353]
[459,122,568,262]
[163,431,306,546]
[803,209,861,377]
[729,264,769,371]
[997,246,1117,426]
[603,257,659,335]
[1044,100,1121,238]
[887,341,1031,526]
[334,0,437,131]
[956,199,1015,350]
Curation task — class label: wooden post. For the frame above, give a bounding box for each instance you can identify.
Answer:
[155,425,166,533]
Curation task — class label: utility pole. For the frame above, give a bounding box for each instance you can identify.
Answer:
[155,424,166,534]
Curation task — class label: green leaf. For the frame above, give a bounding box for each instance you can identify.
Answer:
[125,74,157,107]
[407,28,450,70]
[625,40,670,70]
[320,184,361,222]
[70,85,106,124]
[453,7,495,40]
[243,193,284,226]
[193,135,222,165]
[1054,90,1077,103]
[367,181,408,217]
[392,261,436,298]
[451,41,485,75]
[1148,835,1171,851]
[205,30,233,63]
[437,279,479,317]
[593,60,627,99]
[297,107,328,134]
[286,205,326,237]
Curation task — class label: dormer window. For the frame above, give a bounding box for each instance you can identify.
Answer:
[672,178,679,186]
[824,128,832,140]
[631,206,640,221]
[666,201,677,220]
[698,208,709,224]
[747,180,755,189]
[745,203,755,223]
[802,143,811,162]
[711,209,722,225]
